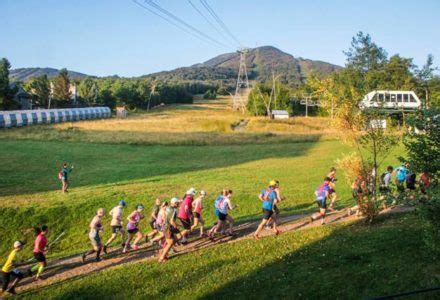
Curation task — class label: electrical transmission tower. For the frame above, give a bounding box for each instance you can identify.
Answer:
[233,48,250,112]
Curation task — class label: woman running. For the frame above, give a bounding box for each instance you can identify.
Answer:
[159,198,182,263]
[123,205,145,253]
[311,177,331,224]
[146,198,162,242]
[28,225,49,281]
[191,190,207,237]
[148,201,168,247]
[104,200,127,253]
[1,241,25,295]
[208,190,235,237]
[82,208,105,263]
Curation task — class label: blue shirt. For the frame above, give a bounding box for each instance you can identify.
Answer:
[261,188,277,210]
[316,183,330,200]
[214,195,223,216]
[395,166,408,182]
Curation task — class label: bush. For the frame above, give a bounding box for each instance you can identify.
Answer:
[420,192,440,255]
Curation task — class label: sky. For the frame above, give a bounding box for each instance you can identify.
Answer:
[1,0,439,77]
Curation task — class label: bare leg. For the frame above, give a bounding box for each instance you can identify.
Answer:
[254,218,269,239]
[159,238,174,262]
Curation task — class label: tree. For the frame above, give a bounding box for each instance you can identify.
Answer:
[0,58,14,110]
[401,108,440,179]
[416,54,437,108]
[78,77,99,105]
[25,75,50,108]
[52,68,71,107]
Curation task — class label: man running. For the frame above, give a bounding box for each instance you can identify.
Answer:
[28,225,49,281]
[82,208,105,263]
[159,198,182,263]
[191,190,207,237]
[311,177,331,225]
[177,189,195,244]
[146,198,162,242]
[123,205,145,253]
[103,200,126,254]
[254,180,282,240]
[59,163,74,193]
[1,241,25,295]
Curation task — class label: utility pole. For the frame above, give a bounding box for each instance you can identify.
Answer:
[233,47,250,113]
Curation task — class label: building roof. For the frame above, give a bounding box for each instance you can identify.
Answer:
[272,110,289,115]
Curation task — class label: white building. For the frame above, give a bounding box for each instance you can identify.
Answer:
[360,91,422,111]
[271,110,289,119]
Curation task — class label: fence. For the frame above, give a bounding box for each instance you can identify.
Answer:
[0,107,112,128]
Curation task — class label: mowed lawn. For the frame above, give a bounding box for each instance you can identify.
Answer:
[18,214,440,299]
[0,138,363,258]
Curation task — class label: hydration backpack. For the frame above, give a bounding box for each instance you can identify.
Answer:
[262,188,274,201]
[58,171,63,180]
[396,167,407,182]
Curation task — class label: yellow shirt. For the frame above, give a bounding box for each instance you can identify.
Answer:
[1,249,18,273]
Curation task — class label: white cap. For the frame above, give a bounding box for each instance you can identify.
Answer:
[14,241,23,248]
[187,188,196,195]
[171,197,180,205]
[200,190,207,196]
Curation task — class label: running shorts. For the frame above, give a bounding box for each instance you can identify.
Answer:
[316,198,327,209]
[193,212,201,219]
[111,225,123,234]
[218,212,227,221]
[328,188,336,195]
[165,226,180,239]
[127,228,139,234]
[1,270,24,291]
[89,233,102,248]
[33,252,46,262]
[179,218,191,230]
[262,208,273,220]
[273,205,280,215]
[149,219,156,230]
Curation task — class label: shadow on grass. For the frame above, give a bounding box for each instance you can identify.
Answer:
[0,136,322,196]
[200,213,440,299]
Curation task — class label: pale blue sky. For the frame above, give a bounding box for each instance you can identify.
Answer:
[1,0,439,77]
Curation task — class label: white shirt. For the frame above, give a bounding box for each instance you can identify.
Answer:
[218,197,232,215]
[109,206,123,226]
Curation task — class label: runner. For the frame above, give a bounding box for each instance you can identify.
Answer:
[327,167,338,211]
[146,198,162,242]
[1,241,25,295]
[254,180,282,240]
[379,166,394,194]
[59,163,74,193]
[394,163,409,193]
[310,177,331,225]
[191,190,207,237]
[177,189,195,244]
[208,190,236,237]
[159,198,182,263]
[28,225,49,281]
[82,208,105,263]
[122,205,145,253]
[419,171,431,196]
[148,201,169,247]
[103,200,127,254]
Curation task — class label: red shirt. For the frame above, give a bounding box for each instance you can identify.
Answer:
[178,195,193,220]
[33,233,48,254]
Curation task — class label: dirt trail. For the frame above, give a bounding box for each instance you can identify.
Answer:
[16,205,413,294]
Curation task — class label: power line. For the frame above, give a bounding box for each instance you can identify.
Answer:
[199,0,241,47]
[186,0,235,48]
[143,0,230,49]
[131,0,204,44]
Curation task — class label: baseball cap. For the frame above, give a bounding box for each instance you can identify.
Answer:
[119,200,126,206]
[137,204,144,210]
[171,197,180,205]
[14,241,23,248]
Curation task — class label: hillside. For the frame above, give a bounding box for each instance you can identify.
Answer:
[9,67,89,81]
[147,46,341,85]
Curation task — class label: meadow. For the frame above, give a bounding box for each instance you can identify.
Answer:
[0,98,434,299]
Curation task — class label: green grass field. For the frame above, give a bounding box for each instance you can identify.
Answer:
[0,99,436,299]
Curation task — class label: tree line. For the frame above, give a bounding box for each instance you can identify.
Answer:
[0,62,231,110]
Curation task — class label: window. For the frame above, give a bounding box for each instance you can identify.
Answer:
[410,94,417,102]
[391,94,397,102]
[397,94,402,102]
[403,94,409,102]
[378,93,384,102]
[385,93,391,102]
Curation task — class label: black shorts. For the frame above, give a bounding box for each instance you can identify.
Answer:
[165,226,180,239]
[193,212,201,219]
[218,212,227,221]
[1,270,24,290]
[407,184,416,191]
[149,219,156,230]
[179,218,191,230]
[33,252,46,262]
[262,209,273,220]
[328,188,336,194]
[127,228,139,234]
[112,225,123,234]
[316,198,327,209]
